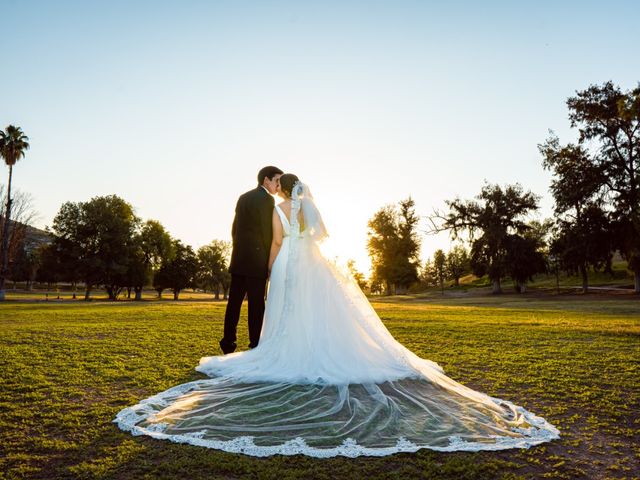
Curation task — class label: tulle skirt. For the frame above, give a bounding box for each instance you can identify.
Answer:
[114,236,559,457]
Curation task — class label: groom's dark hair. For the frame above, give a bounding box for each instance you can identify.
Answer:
[258,166,283,185]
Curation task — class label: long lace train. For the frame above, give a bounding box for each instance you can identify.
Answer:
[114,376,559,457]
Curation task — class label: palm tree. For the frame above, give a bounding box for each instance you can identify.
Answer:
[0,125,30,301]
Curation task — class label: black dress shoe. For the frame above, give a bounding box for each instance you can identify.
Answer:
[219,339,237,354]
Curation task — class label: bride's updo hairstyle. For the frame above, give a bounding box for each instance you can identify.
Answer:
[279,173,300,198]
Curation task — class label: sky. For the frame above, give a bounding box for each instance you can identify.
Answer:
[1,0,639,274]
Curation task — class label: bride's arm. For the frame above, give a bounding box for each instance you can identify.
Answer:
[268,209,283,274]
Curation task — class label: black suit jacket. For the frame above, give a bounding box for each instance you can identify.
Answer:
[229,186,275,278]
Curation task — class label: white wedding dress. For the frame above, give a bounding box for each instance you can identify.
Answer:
[114,183,559,457]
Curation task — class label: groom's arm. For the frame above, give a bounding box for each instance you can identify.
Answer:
[259,199,273,253]
[231,214,237,241]
[231,198,241,242]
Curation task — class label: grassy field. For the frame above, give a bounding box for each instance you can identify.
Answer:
[0,294,638,479]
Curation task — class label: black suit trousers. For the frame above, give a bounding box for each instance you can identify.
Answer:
[221,274,267,352]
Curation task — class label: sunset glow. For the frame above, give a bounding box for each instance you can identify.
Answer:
[2,1,638,276]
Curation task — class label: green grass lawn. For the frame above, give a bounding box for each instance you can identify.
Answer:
[0,295,638,479]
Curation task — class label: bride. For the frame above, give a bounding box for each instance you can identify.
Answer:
[114,174,559,457]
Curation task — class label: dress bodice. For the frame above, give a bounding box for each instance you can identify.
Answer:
[275,204,291,237]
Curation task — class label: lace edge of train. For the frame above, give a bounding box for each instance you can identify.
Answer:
[111,382,561,458]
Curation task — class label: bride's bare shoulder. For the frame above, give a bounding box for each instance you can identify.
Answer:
[278,200,292,214]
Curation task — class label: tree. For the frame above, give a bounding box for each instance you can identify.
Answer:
[85,196,140,300]
[504,233,547,293]
[446,245,470,287]
[368,205,397,295]
[129,220,174,300]
[197,240,231,300]
[420,259,436,287]
[565,82,640,292]
[0,125,30,301]
[0,187,38,282]
[367,198,421,295]
[549,206,612,291]
[140,220,174,269]
[45,209,82,292]
[35,243,61,288]
[8,241,35,288]
[125,245,148,300]
[540,134,612,292]
[526,219,554,253]
[347,259,368,290]
[51,195,140,300]
[368,276,385,295]
[430,183,539,294]
[432,249,446,294]
[395,198,421,292]
[154,240,198,300]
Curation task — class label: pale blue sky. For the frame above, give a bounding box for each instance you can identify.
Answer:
[2,0,639,272]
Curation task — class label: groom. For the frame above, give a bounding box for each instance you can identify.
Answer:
[219,166,283,354]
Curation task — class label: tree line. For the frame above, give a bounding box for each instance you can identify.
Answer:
[367,81,639,294]
[17,194,231,300]
[2,81,638,298]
